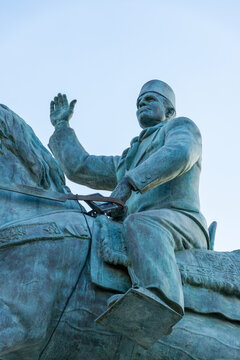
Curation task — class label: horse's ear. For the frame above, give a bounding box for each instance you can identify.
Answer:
[0,104,9,110]
[208,221,217,250]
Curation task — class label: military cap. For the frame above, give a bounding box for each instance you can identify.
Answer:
[138,79,176,110]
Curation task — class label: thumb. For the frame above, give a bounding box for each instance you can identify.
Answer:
[69,99,77,111]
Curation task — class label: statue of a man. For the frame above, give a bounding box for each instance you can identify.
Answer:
[48,80,209,345]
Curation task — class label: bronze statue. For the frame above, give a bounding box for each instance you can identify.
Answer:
[48,80,209,346]
[0,82,239,359]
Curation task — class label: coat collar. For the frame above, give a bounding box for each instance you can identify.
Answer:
[117,120,168,173]
[135,120,168,143]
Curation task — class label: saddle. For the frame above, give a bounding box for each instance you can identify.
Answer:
[90,215,240,323]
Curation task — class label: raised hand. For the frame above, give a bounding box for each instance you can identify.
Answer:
[50,93,77,127]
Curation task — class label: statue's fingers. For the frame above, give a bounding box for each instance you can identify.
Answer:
[54,96,59,109]
[69,99,77,112]
[63,94,68,106]
[50,101,55,113]
[108,206,126,220]
[58,93,64,106]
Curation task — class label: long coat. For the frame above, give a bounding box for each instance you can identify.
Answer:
[49,117,208,241]
[49,117,209,314]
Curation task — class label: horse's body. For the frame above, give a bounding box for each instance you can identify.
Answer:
[0,104,239,360]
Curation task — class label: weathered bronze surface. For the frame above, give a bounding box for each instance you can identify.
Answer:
[48,81,208,333]
[0,81,239,359]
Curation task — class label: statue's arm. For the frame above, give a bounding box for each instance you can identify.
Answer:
[48,94,120,190]
[126,117,202,193]
[49,126,120,190]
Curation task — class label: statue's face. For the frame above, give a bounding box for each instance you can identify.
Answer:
[136,92,167,129]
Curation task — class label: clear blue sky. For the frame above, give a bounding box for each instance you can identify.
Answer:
[0,0,240,250]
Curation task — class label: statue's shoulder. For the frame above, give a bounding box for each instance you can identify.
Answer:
[166,116,197,128]
[165,116,201,136]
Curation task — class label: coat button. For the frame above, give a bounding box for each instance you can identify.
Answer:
[146,174,151,179]
[141,179,146,183]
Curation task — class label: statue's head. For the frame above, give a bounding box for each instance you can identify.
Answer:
[0,104,65,191]
[136,80,176,129]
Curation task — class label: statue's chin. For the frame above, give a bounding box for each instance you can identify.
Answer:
[138,116,161,129]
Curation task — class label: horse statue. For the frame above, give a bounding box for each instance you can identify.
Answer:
[0,103,239,360]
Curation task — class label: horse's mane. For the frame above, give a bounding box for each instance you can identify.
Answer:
[0,104,66,191]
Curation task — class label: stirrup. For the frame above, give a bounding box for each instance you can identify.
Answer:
[95,286,182,349]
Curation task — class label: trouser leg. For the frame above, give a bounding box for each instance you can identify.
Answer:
[123,210,207,315]
[96,209,208,347]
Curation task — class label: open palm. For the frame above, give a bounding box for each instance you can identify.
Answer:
[50,93,77,127]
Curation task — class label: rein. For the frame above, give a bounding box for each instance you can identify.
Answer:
[0,182,125,216]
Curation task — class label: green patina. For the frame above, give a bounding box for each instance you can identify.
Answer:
[0,81,239,359]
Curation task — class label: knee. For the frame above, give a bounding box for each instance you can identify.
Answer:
[124,213,157,234]
[124,213,143,230]
[124,212,175,248]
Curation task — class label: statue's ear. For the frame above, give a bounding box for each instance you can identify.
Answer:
[166,107,175,119]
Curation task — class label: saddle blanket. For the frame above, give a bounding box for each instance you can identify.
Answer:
[90,215,240,322]
[176,248,240,321]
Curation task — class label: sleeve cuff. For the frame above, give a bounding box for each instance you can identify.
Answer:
[54,120,70,130]
[125,174,140,192]
[125,170,154,194]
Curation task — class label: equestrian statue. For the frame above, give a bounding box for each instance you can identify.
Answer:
[0,80,239,360]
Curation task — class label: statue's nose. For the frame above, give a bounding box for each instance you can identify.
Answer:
[139,98,146,107]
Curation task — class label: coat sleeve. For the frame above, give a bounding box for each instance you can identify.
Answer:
[126,117,202,193]
[48,126,120,190]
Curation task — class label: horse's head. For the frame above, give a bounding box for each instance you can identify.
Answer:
[0,104,66,192]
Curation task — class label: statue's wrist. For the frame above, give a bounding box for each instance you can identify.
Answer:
[125,175,137,191]
[54,120,70,129]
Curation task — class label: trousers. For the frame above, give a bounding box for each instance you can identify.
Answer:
[123,209,208,314]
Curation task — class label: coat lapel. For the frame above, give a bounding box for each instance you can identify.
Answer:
[130,133,155,169]
[130,121,167,169]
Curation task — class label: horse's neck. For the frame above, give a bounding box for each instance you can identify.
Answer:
[0,190,81,227]
[0,149,80,227]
